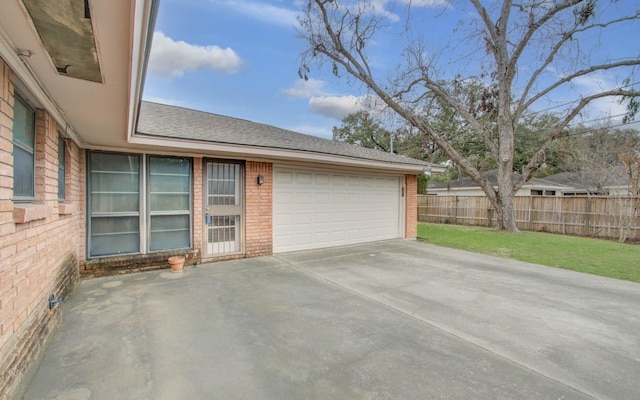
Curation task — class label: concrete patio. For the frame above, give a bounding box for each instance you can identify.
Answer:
[23,240,640,399]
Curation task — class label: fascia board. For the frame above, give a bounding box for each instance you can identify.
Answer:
[127,133,429,174]
[127,0,158,142]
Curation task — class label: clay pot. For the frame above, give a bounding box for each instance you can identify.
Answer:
[168,256,185,272]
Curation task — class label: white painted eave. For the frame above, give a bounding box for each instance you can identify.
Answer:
[0,0,156,147]
[128,133,433,174]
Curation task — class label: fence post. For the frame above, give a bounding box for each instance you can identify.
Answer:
[487,208,493,227]
[528,196,535,230]
[584,197,592,235]
[454,196,459,224]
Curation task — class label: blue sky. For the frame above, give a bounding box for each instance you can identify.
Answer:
[144,0,350,139]
[143,1,640,140]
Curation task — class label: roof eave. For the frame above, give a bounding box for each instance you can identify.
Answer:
[127,0,160,142]
[129,133,431,174]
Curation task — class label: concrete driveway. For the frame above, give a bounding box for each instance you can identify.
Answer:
[24,240,640,400]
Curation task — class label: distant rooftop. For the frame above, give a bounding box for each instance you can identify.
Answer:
[542,169,629,188]
[137,101,431,167]
[428,169,567,190]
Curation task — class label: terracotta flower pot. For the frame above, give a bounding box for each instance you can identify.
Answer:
[168,256,185,272]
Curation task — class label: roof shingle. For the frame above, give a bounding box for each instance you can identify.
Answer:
[137,101,429,167]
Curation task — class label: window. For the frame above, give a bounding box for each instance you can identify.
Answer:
[12,97,35,200]
[148,156,191,251]
[89,152,141,257]
[58,136,66,201]
[87,152,192,258]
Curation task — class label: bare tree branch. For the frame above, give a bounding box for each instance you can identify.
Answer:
[299,0,640,230]
[522,60,640,112]
[516,88,640,192]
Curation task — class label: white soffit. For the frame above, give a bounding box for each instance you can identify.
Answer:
[0,0,154,147]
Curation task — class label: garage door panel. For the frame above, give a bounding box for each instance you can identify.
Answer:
[296,192,313,204]
[332,193,346,204]
[275,190,293,204]
[315,213,330,223]
[332,212,345,223]
[315,174,330,185]
[276,171,294,184]
[274,168,402,253]
[297,212,313,224]
[296,173,313,184]
[315,232,330,244]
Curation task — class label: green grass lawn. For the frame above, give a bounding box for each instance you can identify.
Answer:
[417,223,640,283]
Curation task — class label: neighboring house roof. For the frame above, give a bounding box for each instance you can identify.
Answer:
[428,169,569,191]
[137,101,436,170]
[542,170,630,191]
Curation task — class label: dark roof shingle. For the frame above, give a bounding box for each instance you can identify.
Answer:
[429,169,570,189]
[137,101,429,167]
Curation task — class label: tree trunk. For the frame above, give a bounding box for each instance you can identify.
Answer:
[495,190,518,231]
[496,160,519,232]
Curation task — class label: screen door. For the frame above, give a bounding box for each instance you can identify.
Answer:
[205,162,243,255]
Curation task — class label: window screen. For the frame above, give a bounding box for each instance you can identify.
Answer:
[12,97,35,199]
[58,137,65,200]
[89,152,140,257]
[148,156,191,251]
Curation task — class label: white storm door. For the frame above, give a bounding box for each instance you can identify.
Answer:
[205,162,243,255]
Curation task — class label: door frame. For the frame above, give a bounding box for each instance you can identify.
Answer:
[202,159,245,257]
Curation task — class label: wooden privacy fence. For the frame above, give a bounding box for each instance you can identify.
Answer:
[417,195,640,241]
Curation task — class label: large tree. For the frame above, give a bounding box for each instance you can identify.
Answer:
[298,0,640,231]
[332,110,393,151]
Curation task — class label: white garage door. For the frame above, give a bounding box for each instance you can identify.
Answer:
[273,168,403,253]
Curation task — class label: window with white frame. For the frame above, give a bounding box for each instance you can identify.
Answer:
[148,156,191,251]
[12,96,35,200]
[89,152,141,257]
[58,136,66,201]
[87,151,192,258]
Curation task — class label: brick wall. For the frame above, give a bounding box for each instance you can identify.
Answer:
[192,157,203,261]
[0,58,82,399]
[405,174,418,239]
[245,161,273,257]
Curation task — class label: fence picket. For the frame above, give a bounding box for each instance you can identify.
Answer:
[417,195,640,241]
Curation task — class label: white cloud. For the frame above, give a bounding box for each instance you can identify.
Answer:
[282,79,326,99]
[396,0,450,7]
[214,1,300,28]
[364,0,400,22]
[351,0,451,22]
[309,95,364,119]
[148,32,243,78]
[573,72,614,93]
[308,93,390,120]
[572,72,628,120]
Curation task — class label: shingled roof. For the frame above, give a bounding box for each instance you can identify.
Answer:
[136,101,430,167]
[428,169,569,189]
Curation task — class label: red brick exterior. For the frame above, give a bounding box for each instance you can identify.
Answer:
[405,174,418,239]
[245,161,273,257]
[192,157,203,261]
[0,58,82,399]
[0,55,420,397]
